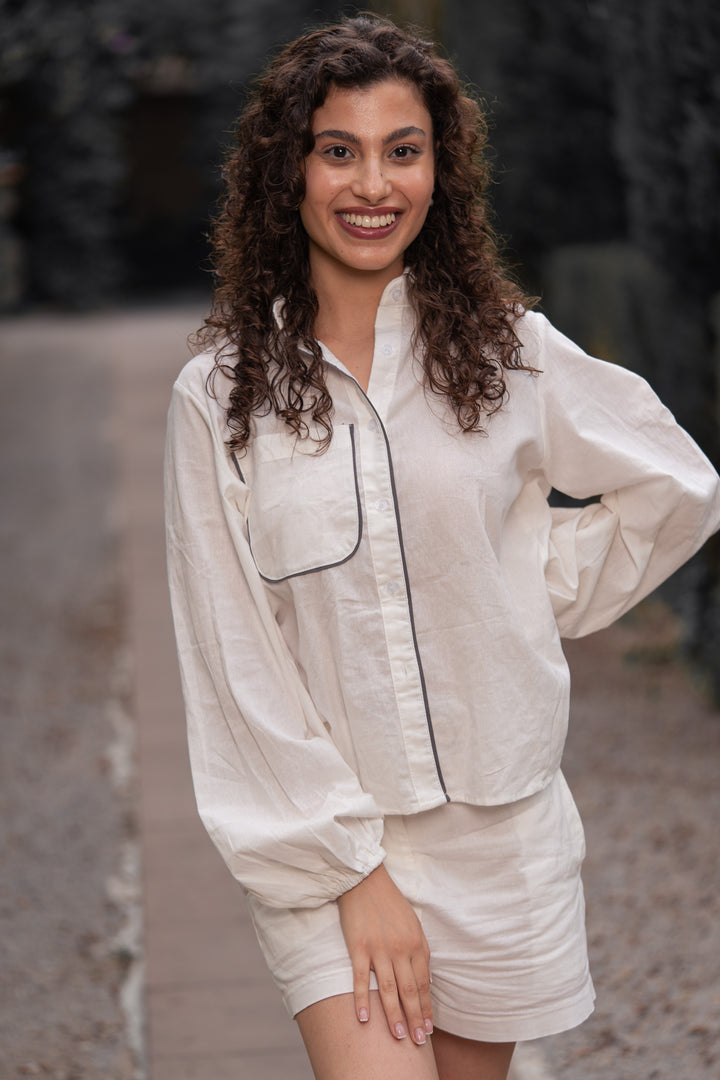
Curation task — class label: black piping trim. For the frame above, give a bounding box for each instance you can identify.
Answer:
[231,452,245,483]
[247,424,364,584]
[364,395,450,802]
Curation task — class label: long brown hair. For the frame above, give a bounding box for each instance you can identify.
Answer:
[196,13,534,450]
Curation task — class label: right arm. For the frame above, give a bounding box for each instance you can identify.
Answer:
[165,369,432,1042]
[164,374,385,908]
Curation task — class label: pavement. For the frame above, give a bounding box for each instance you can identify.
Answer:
[1,304,718,1079]
[110,304,318,1080]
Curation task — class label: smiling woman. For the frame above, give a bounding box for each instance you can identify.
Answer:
[194,14,526,453]
[164,13,720,1080]
[300,80,436,388]
[301,81,435,281]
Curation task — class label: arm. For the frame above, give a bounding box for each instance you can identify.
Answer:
[166,373,433,1040]
[164,374,386,908]
[534,315,720,638]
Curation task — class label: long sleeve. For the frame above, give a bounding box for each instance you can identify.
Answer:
[164,372,385,908]
[533,315,720,638]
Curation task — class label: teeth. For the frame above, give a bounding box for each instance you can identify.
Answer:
[341,212,396,228]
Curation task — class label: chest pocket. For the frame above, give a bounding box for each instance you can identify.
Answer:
[247,424,362,582]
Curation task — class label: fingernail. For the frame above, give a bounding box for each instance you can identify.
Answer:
[424,1018,434,1034]
[414,1027,427,1045]
[394,1022,407,1039]
[358,1007,369,1022]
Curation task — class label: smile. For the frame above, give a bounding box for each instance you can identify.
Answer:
[339,212,397,228]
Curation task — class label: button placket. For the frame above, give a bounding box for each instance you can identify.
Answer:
[366,323,408,605]
[353,383,447,802]
[360,415,406,605]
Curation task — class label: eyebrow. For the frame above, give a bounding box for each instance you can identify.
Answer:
[313,125,428,145]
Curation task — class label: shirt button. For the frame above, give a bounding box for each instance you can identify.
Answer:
[375,498,389,511]
[368,418,378,432]
[384,581,400,596]
[382,343,393,356]
[391,287,402,301]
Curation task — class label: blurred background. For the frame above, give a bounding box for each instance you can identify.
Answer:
[1,2,719,1078]
[2,0,719,677]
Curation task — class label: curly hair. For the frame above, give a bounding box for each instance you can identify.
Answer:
[196,13,535,450]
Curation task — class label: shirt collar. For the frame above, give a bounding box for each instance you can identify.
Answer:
[271,270,410,336]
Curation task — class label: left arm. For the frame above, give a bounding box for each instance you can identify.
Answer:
[530,314,720,638]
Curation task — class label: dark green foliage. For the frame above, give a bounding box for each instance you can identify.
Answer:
[447,0,626,275]
[605,0,720,298]
[446,0,720,295]
[0,0,336,305]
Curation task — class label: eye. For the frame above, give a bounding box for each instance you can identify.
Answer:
[390,144,420,160]
[322,145,353,160]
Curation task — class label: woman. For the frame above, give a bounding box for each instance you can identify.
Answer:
[165,15,720,1080]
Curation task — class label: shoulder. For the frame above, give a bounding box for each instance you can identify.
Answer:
[167,348,238,451]
[512,312,679,441]
[173,346,234,407]
[513,309,632,387]
[513,309,575,365]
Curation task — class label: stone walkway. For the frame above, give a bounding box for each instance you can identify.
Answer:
[110,305,315,1079]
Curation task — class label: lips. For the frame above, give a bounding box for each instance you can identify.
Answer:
[336,209,401,239]
[340,211,397,228]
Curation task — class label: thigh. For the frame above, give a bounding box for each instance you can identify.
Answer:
[431,1028,515,1080]
[296,991,440,1080]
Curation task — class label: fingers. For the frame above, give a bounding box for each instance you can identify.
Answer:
[413,952,434,1038]
[351,958,371,1025]
[399,954,434,1045]
[374,960,410,1042]
[375,953,433,1046]
[336,865,434,1046]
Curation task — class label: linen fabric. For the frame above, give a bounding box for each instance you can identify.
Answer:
[164,273,720,911]
[247,771,595,1041]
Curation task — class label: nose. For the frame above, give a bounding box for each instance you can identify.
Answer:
[351,154,392,203]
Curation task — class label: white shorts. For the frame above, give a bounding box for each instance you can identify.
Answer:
[246,770,595,1042]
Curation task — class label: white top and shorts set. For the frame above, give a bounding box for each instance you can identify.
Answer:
[165,274,720,1042]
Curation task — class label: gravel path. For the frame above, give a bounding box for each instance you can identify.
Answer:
[534,605,720,1079]
[0,315,140,1078]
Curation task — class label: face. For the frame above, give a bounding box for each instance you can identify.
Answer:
[300,79,435,287]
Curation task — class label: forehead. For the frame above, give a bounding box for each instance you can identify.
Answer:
[311,78,431,133]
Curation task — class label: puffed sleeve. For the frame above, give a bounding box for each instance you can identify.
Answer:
[531,314,720,638]
[164,362,385,908]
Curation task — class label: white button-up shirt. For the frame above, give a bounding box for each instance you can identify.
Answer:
[165,275,720,909]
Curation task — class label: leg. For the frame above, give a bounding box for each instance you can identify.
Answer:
[431,1027,515,1080]
[296,990,440,1080]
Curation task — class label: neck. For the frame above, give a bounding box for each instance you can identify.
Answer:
[311,260,402,342]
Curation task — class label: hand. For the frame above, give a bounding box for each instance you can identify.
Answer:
[337,863,433,1045]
